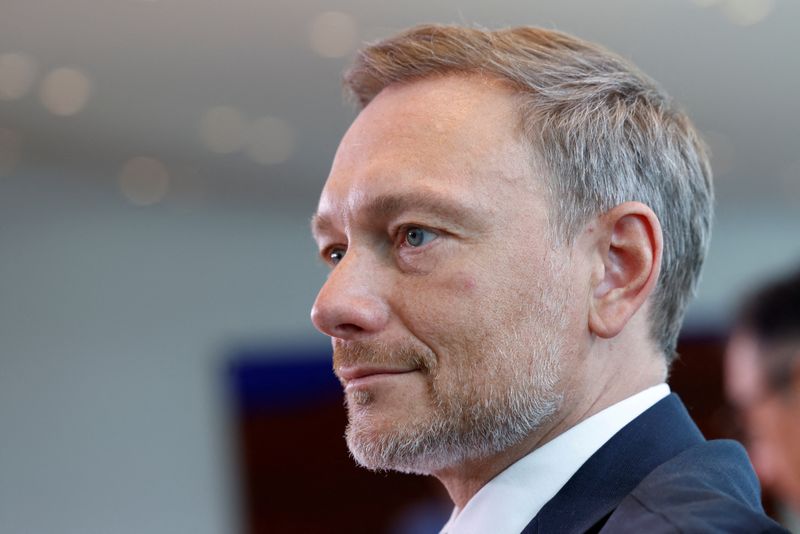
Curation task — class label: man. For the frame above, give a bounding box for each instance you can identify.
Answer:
[726,267,800,519]
[310,25,783,532]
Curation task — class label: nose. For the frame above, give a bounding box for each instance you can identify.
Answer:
[310,251,390,340]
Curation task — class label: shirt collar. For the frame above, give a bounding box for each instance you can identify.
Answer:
[440,384,671,534]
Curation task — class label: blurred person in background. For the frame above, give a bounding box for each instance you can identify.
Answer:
[726,267,800,528]
[310,24,784,533]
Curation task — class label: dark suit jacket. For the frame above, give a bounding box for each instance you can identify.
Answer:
[521,394,787,533]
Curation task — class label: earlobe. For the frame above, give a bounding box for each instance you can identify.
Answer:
[588,202,663,339]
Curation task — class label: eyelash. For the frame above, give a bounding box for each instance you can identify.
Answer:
[322,224,440,266]
[395,224,438,249]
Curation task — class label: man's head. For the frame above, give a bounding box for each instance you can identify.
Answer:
[310,25,712,477]
[341,25,713,362]
[725,267,800,510]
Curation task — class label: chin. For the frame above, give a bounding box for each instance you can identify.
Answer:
[345,425,464,475]
[343,391,563,475]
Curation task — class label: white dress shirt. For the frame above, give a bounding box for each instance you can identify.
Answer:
[440,384,671,534]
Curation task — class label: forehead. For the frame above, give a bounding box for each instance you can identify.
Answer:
[316,75,540,224]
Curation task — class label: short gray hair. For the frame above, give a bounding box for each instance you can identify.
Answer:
[342,24,713,363]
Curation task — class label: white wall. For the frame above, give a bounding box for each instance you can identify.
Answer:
[0,166,328,534]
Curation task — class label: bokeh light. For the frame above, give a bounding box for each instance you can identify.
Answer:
[0,53,38,101]
[244,116,295,166]
[721,0,774,25]
[200,106,247,154]
[118,156,170,206]
[691,0,723,7]
[39,67,93,116]
[308,11,358,58]
[0,127,22,176]
[692,0,774,26]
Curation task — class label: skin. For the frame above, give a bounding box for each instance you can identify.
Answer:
[726,332,800,511]
[310,74,667,508]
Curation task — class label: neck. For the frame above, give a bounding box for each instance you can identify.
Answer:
[433,344,667,510]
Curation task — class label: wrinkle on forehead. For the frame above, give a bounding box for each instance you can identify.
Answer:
[313,188,492,241]
[339,78,536,182]
[315,75,548,239]
[339,76,526,162]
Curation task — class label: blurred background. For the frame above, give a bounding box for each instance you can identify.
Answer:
[1,0,798,533]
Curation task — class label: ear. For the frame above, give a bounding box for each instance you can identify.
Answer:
[588,202,663,339]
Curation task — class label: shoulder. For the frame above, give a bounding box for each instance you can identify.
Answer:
[600,439,787,533]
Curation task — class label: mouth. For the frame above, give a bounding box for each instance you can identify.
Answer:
[336,366,419,390]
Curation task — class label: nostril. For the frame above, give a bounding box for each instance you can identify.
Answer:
[334,323,364,336]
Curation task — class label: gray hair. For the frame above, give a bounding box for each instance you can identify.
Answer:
[342,24,713,363]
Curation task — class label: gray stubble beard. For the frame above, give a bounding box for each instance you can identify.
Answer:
[344,317,567,475]
[341,251,572,475]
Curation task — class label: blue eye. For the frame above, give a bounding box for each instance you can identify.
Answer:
[329,248,346,265]
[404,227,437,247]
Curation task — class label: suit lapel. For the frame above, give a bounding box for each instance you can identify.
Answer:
[521,394,704,534]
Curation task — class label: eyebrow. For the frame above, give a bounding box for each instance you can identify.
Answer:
[310,191,487,242]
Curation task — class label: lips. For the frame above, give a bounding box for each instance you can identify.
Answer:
[336,366,418,388]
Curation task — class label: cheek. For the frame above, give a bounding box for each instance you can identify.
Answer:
[448,272,478,293]
[401,271,481,307]
[392,271,487,343]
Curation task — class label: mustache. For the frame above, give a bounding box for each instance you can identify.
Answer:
[333,341,436,375]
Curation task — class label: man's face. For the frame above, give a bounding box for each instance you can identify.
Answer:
[311,76,587,474]
[726,332,800,510]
